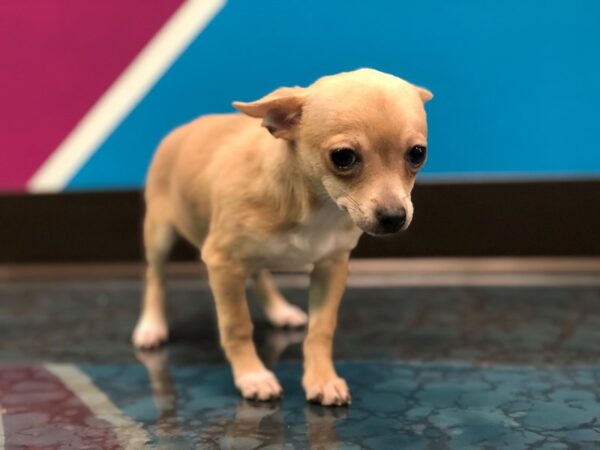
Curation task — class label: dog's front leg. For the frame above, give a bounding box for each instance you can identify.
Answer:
[303,251,351,406]
[206,259,283,401]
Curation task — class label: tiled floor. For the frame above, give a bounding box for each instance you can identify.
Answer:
[1,261,600,448]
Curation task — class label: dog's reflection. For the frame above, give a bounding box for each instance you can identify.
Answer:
[135,328,347,448]
[134,349,190,448]
[305,404,349,450]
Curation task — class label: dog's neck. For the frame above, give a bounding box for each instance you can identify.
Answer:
[264,139,334,226]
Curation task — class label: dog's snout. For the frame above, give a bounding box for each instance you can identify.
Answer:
[375,207,407,234]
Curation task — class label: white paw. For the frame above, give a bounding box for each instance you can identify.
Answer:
[235,370,283,401]
[265,302,308,328]
[132,317,168,349]
[303,375,351,406]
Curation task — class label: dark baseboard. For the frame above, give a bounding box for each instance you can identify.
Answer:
[1,180,599,263]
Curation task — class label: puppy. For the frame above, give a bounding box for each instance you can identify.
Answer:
[132,68,432,406]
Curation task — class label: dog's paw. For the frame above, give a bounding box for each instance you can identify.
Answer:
[303,375,350,406]
[265,302,308,328]
[235,370,283,401]
[132,317,168,349]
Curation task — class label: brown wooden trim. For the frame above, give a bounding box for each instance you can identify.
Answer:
[1,180,599,263]
[2,258,600,282]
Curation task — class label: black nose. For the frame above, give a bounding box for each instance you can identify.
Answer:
[375,207,407,234]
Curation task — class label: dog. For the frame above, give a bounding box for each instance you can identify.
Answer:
[132,68,432,406]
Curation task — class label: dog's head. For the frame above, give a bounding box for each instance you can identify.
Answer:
[233,68,432,236]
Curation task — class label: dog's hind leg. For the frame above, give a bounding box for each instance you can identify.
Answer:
[132,199,175,349]
[253,270,308,328]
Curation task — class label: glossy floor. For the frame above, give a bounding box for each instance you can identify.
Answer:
[1,261,600,449]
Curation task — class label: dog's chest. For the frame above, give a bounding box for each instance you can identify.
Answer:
[260,206,359,270]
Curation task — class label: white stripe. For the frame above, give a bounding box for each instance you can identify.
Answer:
[44,364,150,448]
[28,0,226,193]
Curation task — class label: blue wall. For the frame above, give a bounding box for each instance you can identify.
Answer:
[69,0,600,189]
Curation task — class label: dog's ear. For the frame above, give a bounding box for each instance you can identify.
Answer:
[416,86,433,103]
[233,87,306,140]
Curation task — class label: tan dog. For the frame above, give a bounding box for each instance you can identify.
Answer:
[132,68,432,406]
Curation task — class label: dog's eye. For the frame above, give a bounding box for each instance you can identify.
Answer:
[330,148,360,171]
[406,145,427,167]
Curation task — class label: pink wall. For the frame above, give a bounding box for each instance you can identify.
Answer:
[0,1,182,191]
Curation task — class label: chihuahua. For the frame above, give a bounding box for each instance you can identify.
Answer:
[132,68,432,406]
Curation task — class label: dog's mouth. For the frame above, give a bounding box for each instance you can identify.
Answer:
[363,225,409,237]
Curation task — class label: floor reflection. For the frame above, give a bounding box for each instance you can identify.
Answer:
[128,327,600,449]
[134,349,187,447]
[135,327,350,449]
[305,403,349,450]
[2,282,600,447]
[2,355,600,448]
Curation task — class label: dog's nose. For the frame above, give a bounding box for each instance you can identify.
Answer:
[375,207,407,234]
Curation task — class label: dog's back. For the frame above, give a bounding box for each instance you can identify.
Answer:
[145,113,267,245]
